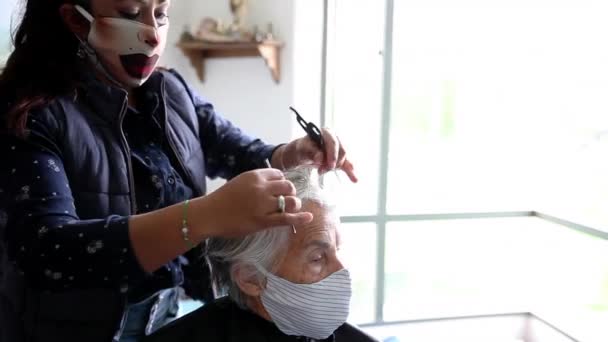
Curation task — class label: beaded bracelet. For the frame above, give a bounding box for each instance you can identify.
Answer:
[181,199,195,249]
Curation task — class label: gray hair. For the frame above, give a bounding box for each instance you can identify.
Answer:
[205,166,333,308]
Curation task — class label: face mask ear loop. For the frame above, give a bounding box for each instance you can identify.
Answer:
[74,35,124,89]
[72,5,93,52]
[72,5,97,63]
[255,264,271,278]
[255,264,275,290]
[74,5,94,23]
[72,5,151,89]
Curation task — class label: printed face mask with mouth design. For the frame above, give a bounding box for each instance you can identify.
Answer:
[75,5,168,88]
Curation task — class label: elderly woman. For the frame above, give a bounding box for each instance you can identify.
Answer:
[145,167,377,342]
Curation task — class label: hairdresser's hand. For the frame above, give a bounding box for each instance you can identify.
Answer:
[200,169,313,238]
[273,128,358,183]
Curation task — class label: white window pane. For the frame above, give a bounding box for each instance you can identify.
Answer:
[339,222,377,324]
[324,0,385,216]
[387,0,608,217]
[383,217,608,340]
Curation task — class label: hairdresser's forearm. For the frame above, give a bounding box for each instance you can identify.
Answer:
[129,196,217,273]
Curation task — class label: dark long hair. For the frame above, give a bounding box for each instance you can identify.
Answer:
[0,0,88,137]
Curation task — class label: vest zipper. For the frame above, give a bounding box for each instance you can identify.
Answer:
[117,97,138,214]
[159,79,197,195]
[113,97,137,341]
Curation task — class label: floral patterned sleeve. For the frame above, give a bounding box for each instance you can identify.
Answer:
[1,129,147,293]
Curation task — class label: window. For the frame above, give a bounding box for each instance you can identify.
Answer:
[386,0,608,219]
[339,223,377,324]
[324,0,608,338]
[0,0,17,66]
[323,0,385,217]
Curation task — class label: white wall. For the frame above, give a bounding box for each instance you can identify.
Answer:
[162,0,324,189]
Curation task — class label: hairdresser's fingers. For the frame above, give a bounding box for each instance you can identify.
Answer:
[258,168,285,181]
[266,180,297,197]
[320,128,340,171]
[340,159,358,183]
[282,196,302,213]
[265,211,314,228]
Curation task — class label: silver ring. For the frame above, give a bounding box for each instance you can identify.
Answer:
[277,195,286,213]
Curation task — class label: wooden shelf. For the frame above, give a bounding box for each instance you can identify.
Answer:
[177,40,284,83]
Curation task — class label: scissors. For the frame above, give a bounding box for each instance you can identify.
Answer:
[289,106,325,150]
[289,106,341,183]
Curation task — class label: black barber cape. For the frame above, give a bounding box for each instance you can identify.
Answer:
[144,296,378,342]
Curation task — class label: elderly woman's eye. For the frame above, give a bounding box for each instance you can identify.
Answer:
[310,255,324,263]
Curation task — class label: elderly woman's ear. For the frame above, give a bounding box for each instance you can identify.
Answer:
[232,264,264,297]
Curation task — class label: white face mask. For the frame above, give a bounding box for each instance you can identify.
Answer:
[258,267,352,340]
[74,5,169,88]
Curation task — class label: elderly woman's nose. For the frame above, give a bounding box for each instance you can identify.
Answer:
[331,257,345,273]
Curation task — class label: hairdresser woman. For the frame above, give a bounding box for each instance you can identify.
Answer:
[0,0,357,341]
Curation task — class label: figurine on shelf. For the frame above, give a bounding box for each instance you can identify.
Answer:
[252,25,264,43]
[264,22,275,41]
[188,1,279,44]
[229,0,248,30]
[226,0,255,42]
[194,17,238,43]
